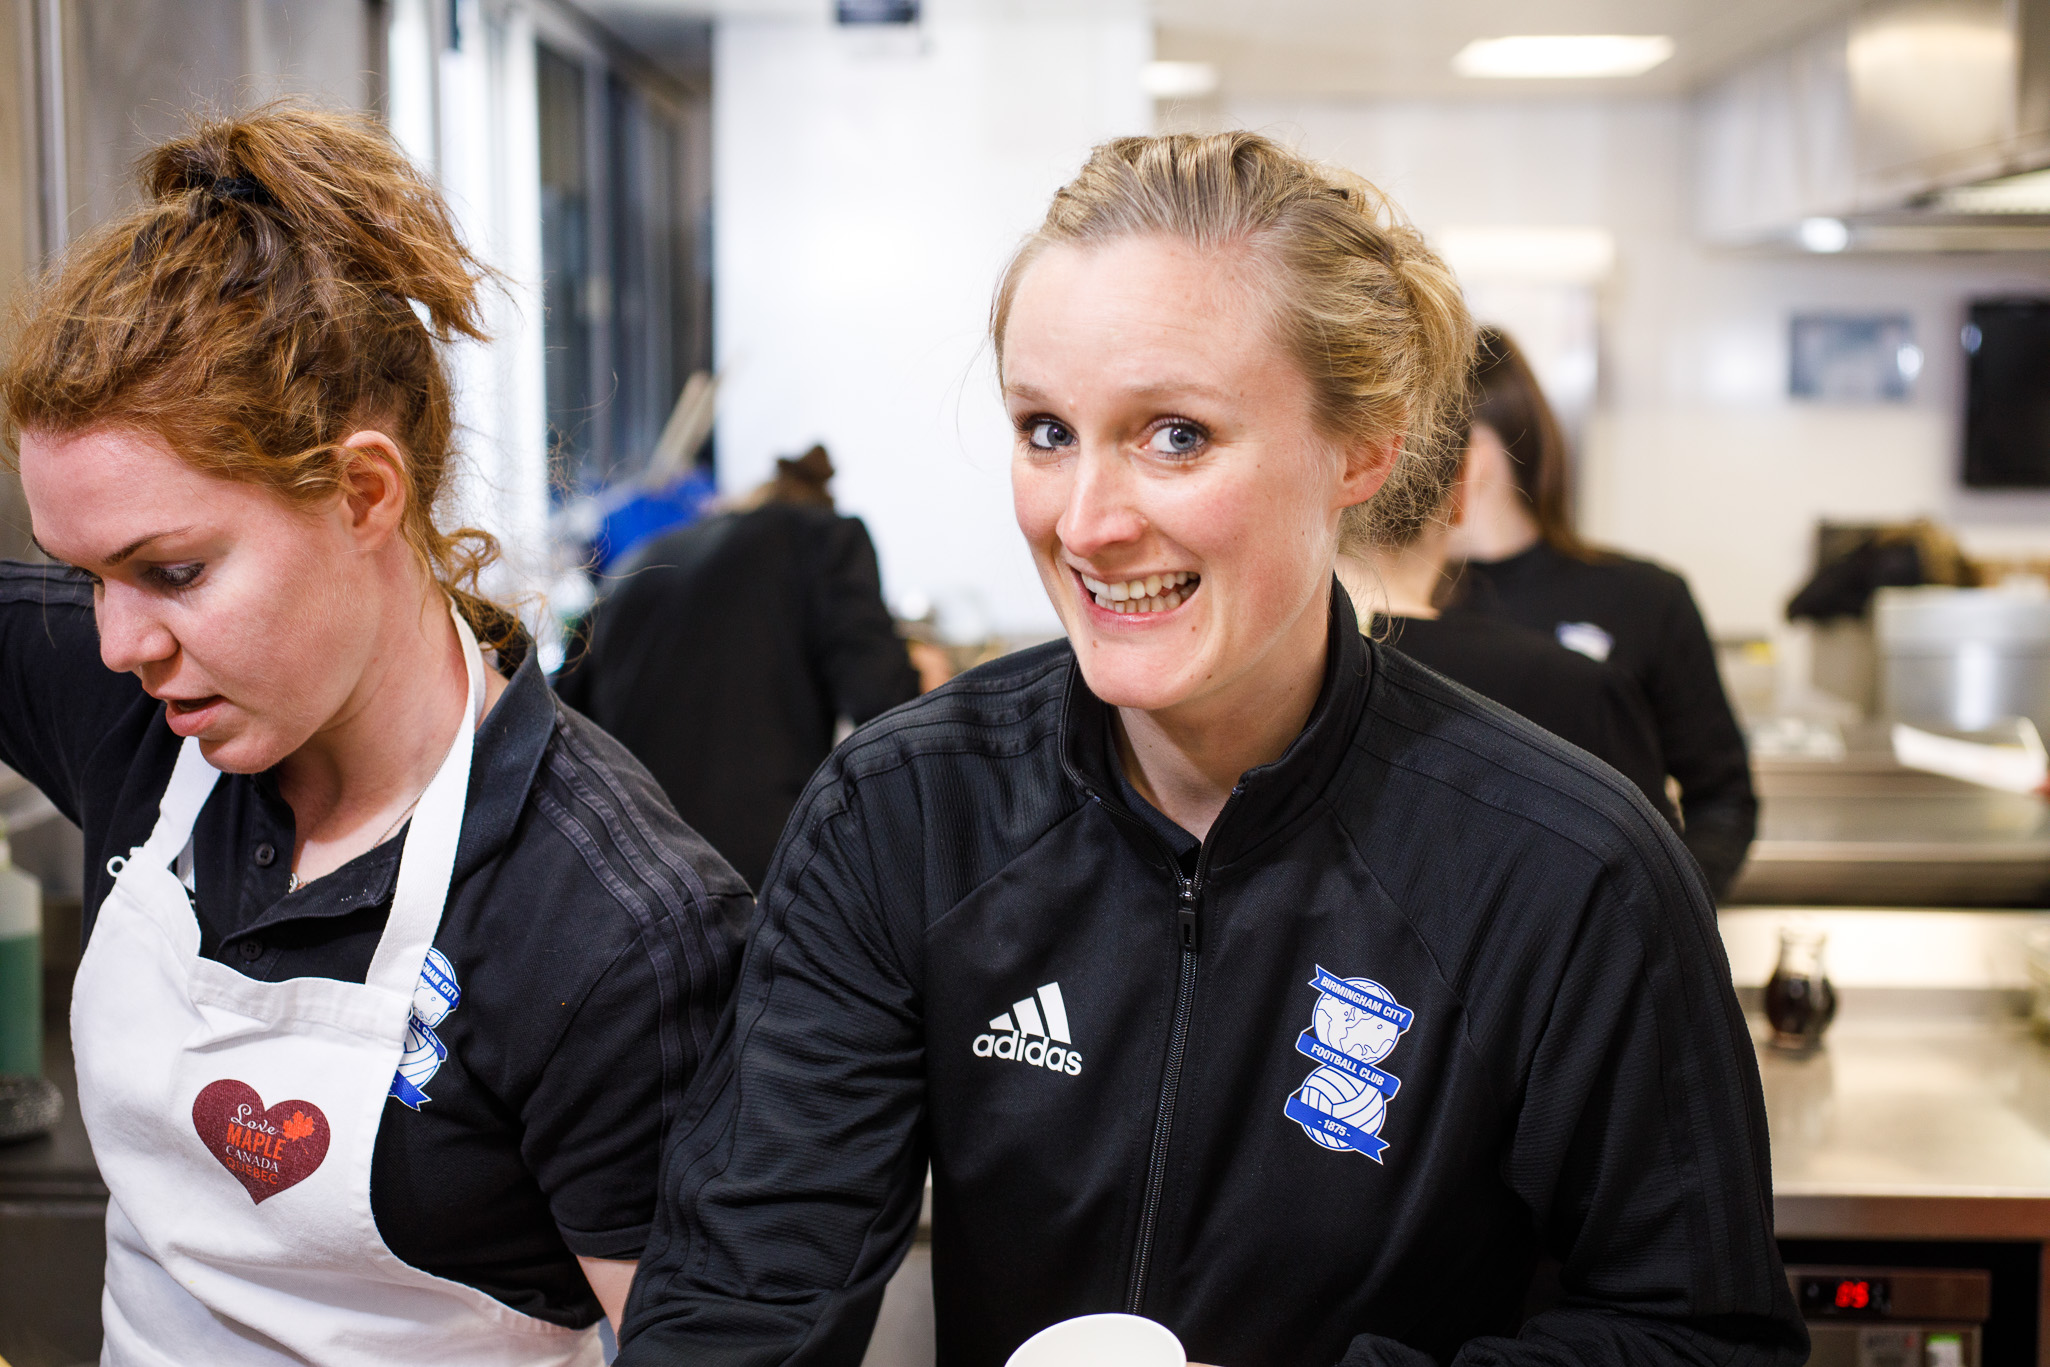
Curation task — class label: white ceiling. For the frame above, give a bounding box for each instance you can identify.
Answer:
[1154,0,1861,97]
[578,0,1862,96]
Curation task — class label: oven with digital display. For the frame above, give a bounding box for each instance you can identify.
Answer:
[1786,1266,1990,1367]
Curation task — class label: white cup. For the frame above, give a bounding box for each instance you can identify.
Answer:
[1004,1313,1186,1367]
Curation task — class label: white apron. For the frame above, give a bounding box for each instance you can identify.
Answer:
[71,607,604,1367]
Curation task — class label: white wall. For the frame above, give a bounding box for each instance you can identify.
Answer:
[387,0,553,614]
[713,6,1151,639]
[1221,94,2050,663]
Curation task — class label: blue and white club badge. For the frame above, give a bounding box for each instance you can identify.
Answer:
[389,949,461,1111]
[1283,965,1413,1162]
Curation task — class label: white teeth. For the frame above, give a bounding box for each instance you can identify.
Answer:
[1082,569,1200,613]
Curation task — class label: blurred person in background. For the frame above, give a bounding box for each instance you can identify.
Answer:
[1449,328,1756,896]
[1336,422,1674,824]
[554,444,920,888]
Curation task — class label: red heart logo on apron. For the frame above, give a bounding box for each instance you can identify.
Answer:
[190,1080,330,1204]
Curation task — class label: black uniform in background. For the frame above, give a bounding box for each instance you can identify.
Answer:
[1460,542,1757,896]
[1380,611,1676,826]
[554,503,920,888]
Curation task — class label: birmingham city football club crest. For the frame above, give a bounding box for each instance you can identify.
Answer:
[389,949,461,1110]
[1282,965,1412,1162]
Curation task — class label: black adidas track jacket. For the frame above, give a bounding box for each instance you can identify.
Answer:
[619,588,1806,1367]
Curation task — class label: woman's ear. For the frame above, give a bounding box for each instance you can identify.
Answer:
[1337,434,1401,510]
[337,430,410,547]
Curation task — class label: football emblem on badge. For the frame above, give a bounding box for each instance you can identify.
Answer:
[1282,966,1412,1162]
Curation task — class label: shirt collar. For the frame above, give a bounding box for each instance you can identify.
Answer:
[223,649,558,937]
[454,648,558,882]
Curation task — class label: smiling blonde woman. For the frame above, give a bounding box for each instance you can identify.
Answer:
[619,133,1804,1367]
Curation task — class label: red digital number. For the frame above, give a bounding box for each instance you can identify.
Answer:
[1834,1281,1870,1310]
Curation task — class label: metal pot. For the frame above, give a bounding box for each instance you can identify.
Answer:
[1875,585,2050,732]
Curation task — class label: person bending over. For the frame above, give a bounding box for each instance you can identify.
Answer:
[619,133,1802,1367]
[554,443,919,889]
[0,107,748,1365]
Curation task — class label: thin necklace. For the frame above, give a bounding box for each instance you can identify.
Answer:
[285,793,424,895]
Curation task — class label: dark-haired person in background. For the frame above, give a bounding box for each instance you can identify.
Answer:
[554,445,920,888]
[1449,327,1756,896]
[1337,427,1674,825]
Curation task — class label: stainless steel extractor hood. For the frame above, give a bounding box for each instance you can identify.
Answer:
[1699,0,2050,250]
[1848,0,2050,203]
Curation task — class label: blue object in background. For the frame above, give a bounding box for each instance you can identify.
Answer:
[589,469,718,574]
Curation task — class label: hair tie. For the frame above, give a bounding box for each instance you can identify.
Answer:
[207,174,270,207]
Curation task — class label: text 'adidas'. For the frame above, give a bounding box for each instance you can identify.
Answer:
[972,981,1083,1076]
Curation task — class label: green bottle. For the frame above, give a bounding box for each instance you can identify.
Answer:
[0,824,44,1077]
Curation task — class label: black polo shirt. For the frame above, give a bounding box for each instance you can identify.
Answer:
[1457,543,1757,896]
[0,562,751,1327]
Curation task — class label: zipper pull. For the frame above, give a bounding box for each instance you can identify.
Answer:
[1177,882,1200,952]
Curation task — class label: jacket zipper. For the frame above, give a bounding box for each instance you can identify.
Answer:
[1125,874,1199,1314]
[1102,786,1240,1317]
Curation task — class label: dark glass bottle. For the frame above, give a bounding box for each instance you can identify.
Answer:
[1765,926,1836,1052]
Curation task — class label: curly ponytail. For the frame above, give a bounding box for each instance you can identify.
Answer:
[990,132,1475,557]
[0,104,519,650]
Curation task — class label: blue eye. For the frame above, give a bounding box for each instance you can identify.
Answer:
[1147,422,1205,456]
[1028,419,1075,451]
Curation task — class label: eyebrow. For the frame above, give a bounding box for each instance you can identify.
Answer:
[31,527,192,568]
[1004,379,1235,406]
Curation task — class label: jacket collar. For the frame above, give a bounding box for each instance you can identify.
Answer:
[1059,579,1371,872]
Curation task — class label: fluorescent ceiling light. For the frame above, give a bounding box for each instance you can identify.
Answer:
[1453,35,1674,79]
[1798,217,1851,252]
[1142,60,1220,99]
[1433,226,1616,284]
[1936,167,2050,214]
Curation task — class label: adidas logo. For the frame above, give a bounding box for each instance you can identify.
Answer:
[972,982,1083,1076]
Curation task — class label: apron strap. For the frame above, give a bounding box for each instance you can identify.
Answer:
[138,736,224,872]
[364,602,486,999]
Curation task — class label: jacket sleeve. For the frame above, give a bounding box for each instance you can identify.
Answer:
[1647,577,1756,898]
[0,561,142,825]
[1338,830,1806,1367]
[807,516,920,726]
[617,762,928,1367]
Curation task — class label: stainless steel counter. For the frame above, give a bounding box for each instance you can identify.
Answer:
[1730,729,2050,907]
[1762,990,2050,1241]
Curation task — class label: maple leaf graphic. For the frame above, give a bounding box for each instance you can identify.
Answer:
[281,1111,316,1142]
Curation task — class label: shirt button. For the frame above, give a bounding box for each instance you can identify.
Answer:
[253,842,276,867]
[239,940,263,962]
